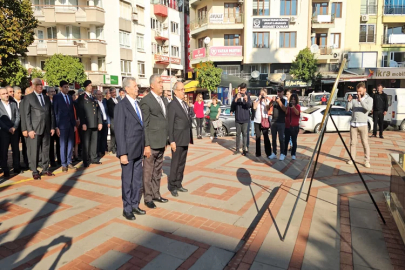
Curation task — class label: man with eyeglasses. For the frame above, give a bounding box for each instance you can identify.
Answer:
[23,78,55,180]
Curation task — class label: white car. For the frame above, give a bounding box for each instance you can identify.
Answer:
[300,105,374,133]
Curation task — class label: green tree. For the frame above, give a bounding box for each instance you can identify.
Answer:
[44,54,87,86]
[290,48,321,83]
[1,57,29,87]
[0,0,38,86]
[195,61,222,98]
[30,68,44,79]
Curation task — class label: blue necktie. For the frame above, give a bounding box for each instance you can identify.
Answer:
[135,101,143,126]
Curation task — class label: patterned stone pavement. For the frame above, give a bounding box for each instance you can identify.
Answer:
[0,131,404,270]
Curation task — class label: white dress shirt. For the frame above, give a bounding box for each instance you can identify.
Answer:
[126,95,143,122]
[176,97,188,115]
[1,100,12,119]
[97,100,107,121]
[112,97,118,104]
[151,91,166,116]
[62,93,70,105]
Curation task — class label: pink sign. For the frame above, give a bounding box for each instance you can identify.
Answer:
[192,48,206,59]
[209,46,242,57]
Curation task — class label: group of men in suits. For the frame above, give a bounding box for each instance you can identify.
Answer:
[116,75,193,221]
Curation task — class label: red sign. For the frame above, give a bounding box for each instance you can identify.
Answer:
[192,48,206,59]
[154,54,181,65]
[161,75,176,82]
[209,46,242,57]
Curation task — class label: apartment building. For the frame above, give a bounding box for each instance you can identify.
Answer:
[25,0,185,90]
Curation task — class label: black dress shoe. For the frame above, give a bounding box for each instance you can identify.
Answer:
[13,169,21,174]
[371,134,377,137]
[171,190,179,197]
[145,201,157,209]
[50,162,57,167]
[33,173,41,180]
[177,187,188,192]
[3,172,10,178]
[152,197,169,203]
[123,211,136,220]
[83,164,90,168]
[91,161,102,165]
[132,207,146,215]
[380,135,384,139]
[242,150,247,156]
[62,167,68,172]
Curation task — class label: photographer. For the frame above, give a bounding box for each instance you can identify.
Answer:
[253,88,271,157]
[284,94,300,160]
[268,88,287,161]
[230,83,251,156]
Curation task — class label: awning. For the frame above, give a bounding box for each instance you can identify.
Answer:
[184,80,200,92]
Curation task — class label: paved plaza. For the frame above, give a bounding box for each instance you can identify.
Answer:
[0,131,404,270]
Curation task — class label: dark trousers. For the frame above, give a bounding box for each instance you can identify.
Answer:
[0,131,20,173]
[121,157,143,213]
[169,146,188,191]
[254,123,271,157]
[196,118,204,136]
[50,133,60,165]
[81,128,98,165]
[19,131,28,167]
[59,126,75,167]
[284,126,299,156]
[143,148,164,202]
[235,122,248,151]
[271,122,285,155]
[98,122,108,155]
[108,120,116,153]
[27,132,50,174]
[373,111,384,136]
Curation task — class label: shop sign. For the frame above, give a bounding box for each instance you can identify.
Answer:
[104,75,119,85]
[192,48,206,59]
[253,18,290,29]
[154,54,181,65]
[285,80,312,88]
[161,76,176,83]
[209,13,223,23]
[209,46,242,57]
[365,67,405,79]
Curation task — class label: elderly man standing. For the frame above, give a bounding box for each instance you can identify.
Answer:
[115,77,146,220]
[23,78,55,179]
[140,74,169,209]
[167,82,193,197]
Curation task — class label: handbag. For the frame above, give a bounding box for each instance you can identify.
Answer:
[261,102,270,129]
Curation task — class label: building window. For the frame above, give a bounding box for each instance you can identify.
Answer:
[312,3,328,16]
[66,26,81,39]
[312,33,328,48]
[280,0,297,16]
[280,32,297,48]
[119,31,131,47]
[40,60,46,71]
[152,43,163,54]
[253,0,270,16]
[98,57,105,71]
[47,27,57,40]
[224,3,241,18]
[151,18,162,31]
[96,27,104,39]
[361,0,377,15]
[198,6,207,20]
[332,2,342,18]
[138,61,145,78]
[253,32,269,48]
[331,33,341,48]
[171,46,179,57]
[359,24,375,43]
[217,65,241,75]
[224,34,240,46]
[121,60,132,75]
[137,6,145,25]
[198,37,207,48]
[119,0,131,20]
[171,21,179,34]
[137,34,144,51]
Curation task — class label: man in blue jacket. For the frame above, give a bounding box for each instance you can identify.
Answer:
[231,83,251,156]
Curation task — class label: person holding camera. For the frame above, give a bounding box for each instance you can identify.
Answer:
[253,88,271,157]
[284,94,300,160]
[269,88,287,161]
[231,83,251,156]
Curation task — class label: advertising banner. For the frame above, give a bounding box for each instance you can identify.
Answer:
[253,18,290,29]
[209,46,242,57]
[192,48,206,59]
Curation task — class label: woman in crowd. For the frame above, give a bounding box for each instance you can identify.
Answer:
[208,96,221,141]
[193,93,204,139]
[253,88,272,157]
[284,93,301,160]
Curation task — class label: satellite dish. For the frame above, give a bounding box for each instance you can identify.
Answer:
[204,37,211,45]
[281,73,287,81]
[310,44,319,54]
[251,70,260,79]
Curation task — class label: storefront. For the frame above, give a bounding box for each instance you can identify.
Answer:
[365,67,405,91]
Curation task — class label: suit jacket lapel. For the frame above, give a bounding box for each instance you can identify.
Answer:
[150,93,165,118]
[174,98,189,119]
[124,98,142,126]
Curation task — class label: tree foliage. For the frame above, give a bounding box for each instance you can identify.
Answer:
[290,48,321,82]
[30,68,44,79]
[0,0,38,85]
[44,54,87,87]
[195,61,222,98]
[1,57,29,87]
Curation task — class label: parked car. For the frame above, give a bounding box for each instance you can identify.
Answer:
[299,105,374,133]
[204,106,253,136]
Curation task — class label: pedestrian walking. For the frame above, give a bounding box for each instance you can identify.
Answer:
[269,88,287,161]
[284,94,301,160]
[371,84,388,139]
[208,97,221,141]
[253,88,271,157]
[230,83,251,156]
[194,93,204,139]
[346,82,373,168]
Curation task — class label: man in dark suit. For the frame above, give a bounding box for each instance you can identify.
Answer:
[117,89,126,101]
[76,80,102,167]
[53,81,76,172]
[13,87,29,169]
[0,88,21,177]
[115,77,146,220]
[96,90,110,157]
[140,74,169,209]
[24,78,55,179]
[107,88,119,154]
[167,82,193,197]
[47,87,60,167]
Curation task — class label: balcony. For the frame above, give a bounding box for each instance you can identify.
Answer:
[360,5,378,15]
[32,5,105,25]
[314,46,340,61]
[190,46,243,65]
[27,39,106,57]
[311,15,335,29]
[154,29,169,41]
[383,5,405,23]
[190,13,244,36]
[151,0,180,12]
[87,71,107,86]
[382,34,405,47]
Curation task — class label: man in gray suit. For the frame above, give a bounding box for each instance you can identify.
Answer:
[140,74,169,209]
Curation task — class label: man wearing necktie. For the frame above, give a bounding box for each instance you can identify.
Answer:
[23,78,55,179]
[107,88,119,154]
[167,82,193,197]
[53,81,77,172]
[96,90,110,157]
[115,77,146,220]
[76,80,102,167]
[140,74,169,209]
